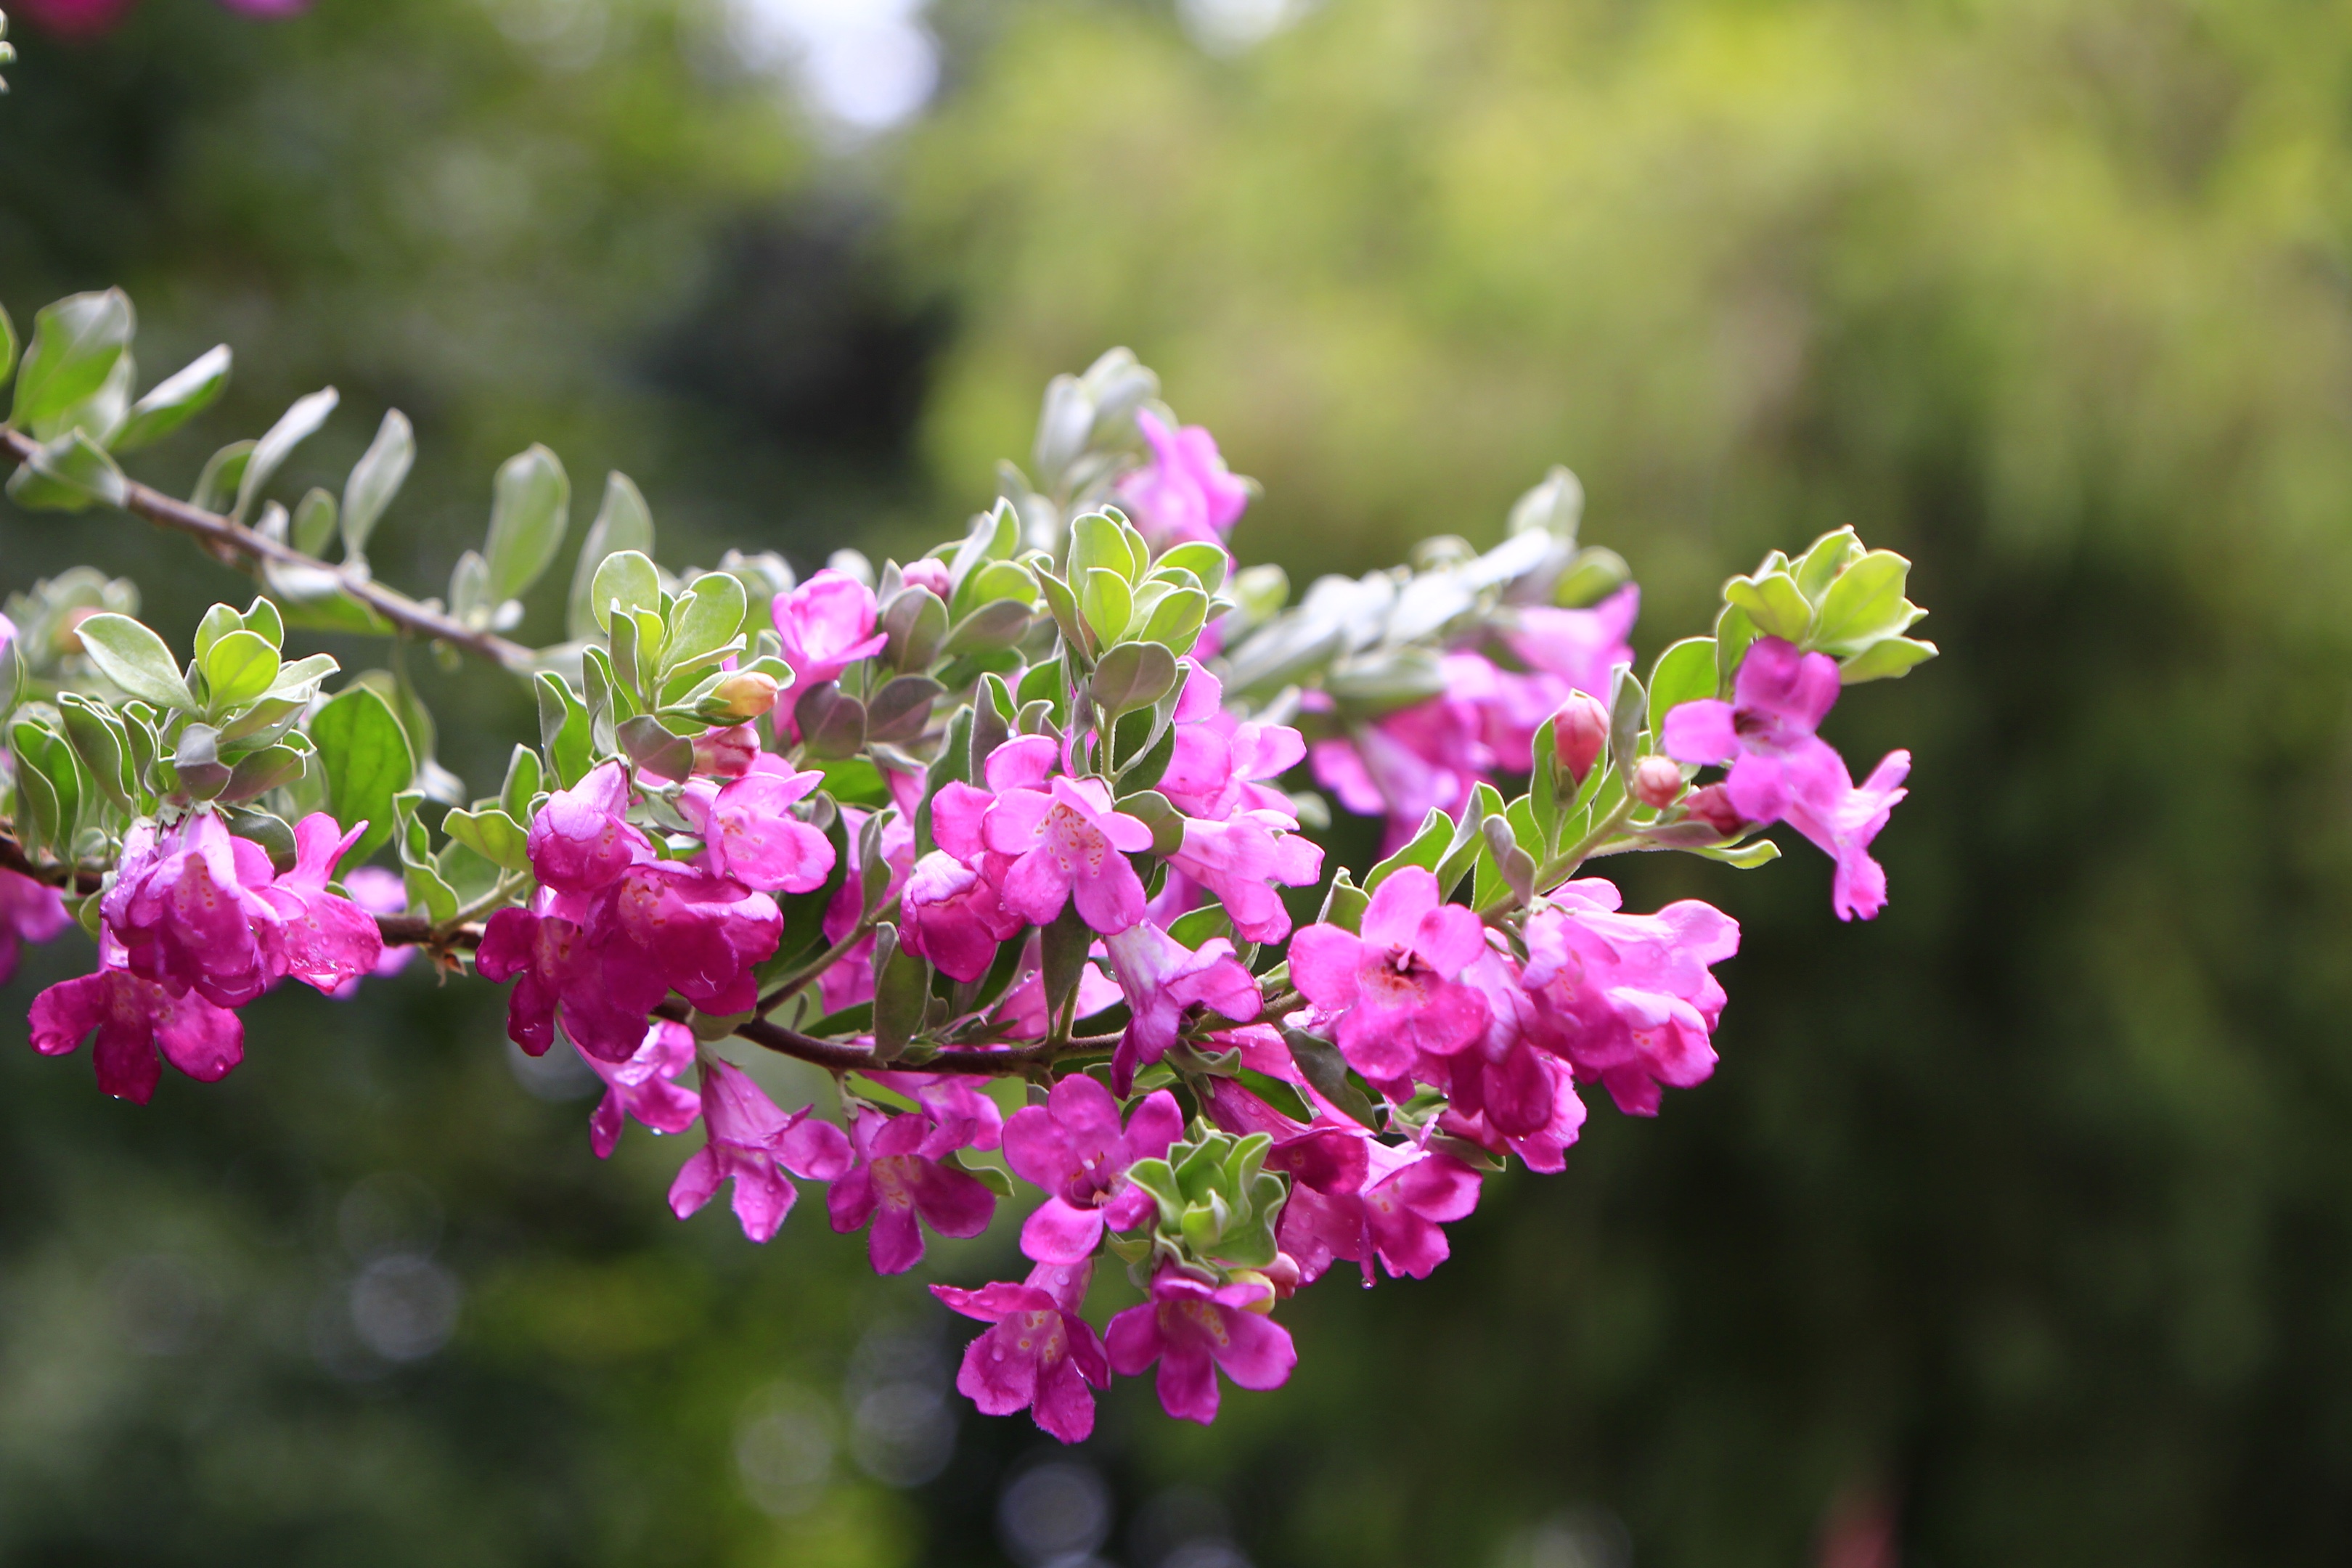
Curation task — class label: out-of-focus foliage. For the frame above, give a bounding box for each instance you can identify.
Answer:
[15,0,2352,1565]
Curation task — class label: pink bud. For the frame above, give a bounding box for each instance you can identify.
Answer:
[1684,783,1745,836]
[1550,693,1609,783]
[703,671,781,724]
[1630,755,1683,809]
[900,559,952,600]
[692,724,760,779]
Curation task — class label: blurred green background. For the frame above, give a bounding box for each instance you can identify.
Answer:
[9,0,2352,1562]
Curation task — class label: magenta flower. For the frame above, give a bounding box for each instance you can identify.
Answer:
[1165,814,1323,945]
[1003,1076,1184,1262]
[1286,866,1490,1082]
[987,944,1124,1040]
[1159,711,1306,825]
[1278,1138,1482,1286]
[771,569,887,696]
[584,1019,702,1159]
[253,813,384,995]
[682,758,836,894]
[930,732,1055,866]
[1116,409,1251,550]
[827,1103,1000,1273]
[1440,947,1567,1140]
[982,775,1155,934]
[526,760,651,898]
[1101,920,1262,1092]
[1520,880,1740,1116]
[669,1056,853,1243]
[1308,695,1487,853]
[100,812,279,1007]
[815,805,915,1010]
[29,943,243,1104]
[1468,585,1641,770]
[932,1258,1110,1445]
[1105,1267,1297,1425]
[1659,635,1911,920]
[0,867,70,984]
[1437,1049,1588,1173]
[899,850,1024,982]
[329,867,415,997]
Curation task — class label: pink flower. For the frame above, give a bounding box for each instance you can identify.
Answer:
[1286,866,1490,1082]
[816,806,915,1011]
[29,943,243,1104]
[669,1057,853,1243]
[1659,635,1911,920]
[1440,947,1569,1140]
[985,944,1123,1040]
[899,559,953,600]
[1437,1049,1588,1173]
[682,758,836,894]
[100,812,279,1007]
[0,867,70,984]
[1116,409,1251,550]
[1101,920,1261,1093]
[253,813,384,995]
[1003,1076,1183,1262]
[983,775,1155,934]
[1105,1267,1297,1424]
[1521,880,1739,1116]
[1165,814,1323,945]
[827,1103,1000,1273]
[584,1019,702,1159]
[525,760,650,898]
[1474,585,1641,769]
[330,866,415,997]
[899,851,1023,983]
[1310,698,1487,852]
[15,0,137,36]
[771,569,887,696]
[932,1258,1110,1445]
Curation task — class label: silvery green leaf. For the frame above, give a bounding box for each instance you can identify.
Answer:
[234,386,339,525]
[111,344,231,454]
[190,440,255,514]
[483,443,570,602]
[291,487,338,556]
[65,614,191,709]
[587,549,660,634]
[5,431,126,513]
[566,472,655,641]
[11,290,133,431]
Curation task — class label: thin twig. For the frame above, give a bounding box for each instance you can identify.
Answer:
[0,428,534,670]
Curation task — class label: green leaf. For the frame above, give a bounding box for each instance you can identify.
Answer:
[221,744,306,804]
[499,744,543,821]
[1034,568,1087,654]
[1080,568,1133,645]
[617,714,695,781]
[881,586,949,672]
[870,926,929,1063]
[0,302,15,387]
[567,472,656,641]
[200,629,279,713]
[1089,640,1177,716]
[942,598,1032,657]
[234,387,339,525]
[291,487,338,556]
[1284,1029,1379,1129]
[1792,527,1863,604]
[1139,586,1209,650]
[1837,634,1938,684]
[1695,837,1782,869]
[1070,511,1140,581]
[5,431,126,513]
[1714,603,1759,696]
[534,672,595,788]
[311,685,415,864]
[11,290,134,430]
[340,409,414,562]
[484,443,570,603]
[112,344,231,454]
[1040,902,1093,1032]
[1155,541,1229,596]
[395,791,460,926]
[666,571,748,672]
[1646,636,1718,742]
[965,558,1039,607]
[190,440,256,515]
[587,549,661,634]
[57,694,136,813]
[74,613,193,709]
[1809,550,1920,655]
[9,717,84,860]
[1367,809,1451,891]
[442,806,531,873]
[1723,569,1813,642]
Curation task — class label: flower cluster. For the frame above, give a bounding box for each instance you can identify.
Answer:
[1,313,1935,1440]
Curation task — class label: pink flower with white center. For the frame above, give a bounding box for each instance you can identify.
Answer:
[770,569,888,696]
[29,938,243,1104]
[1003,1076,1183,1262]
[1660,634,1911,920]
[983,775,1156,934]
[932,1258,1110,1445]
[1521,880,1740,1116]
[101,812,280,1007]
[1105,1267,1297,1425]
[1101,920,1262,1093]
[584,1019,702,1159]
[1116,409,1252,550]
[669,1056,852,1244]
[1286,866,1490,1082]
[330,867,415,997]
[0,867,70,984]
[253,813,384,995]
[827,1103,1000,1274]
[526,761,651,898]
[899,851,1024,983]
[682,756,836,894]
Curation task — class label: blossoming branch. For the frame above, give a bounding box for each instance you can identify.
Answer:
[0,290,1935,1440]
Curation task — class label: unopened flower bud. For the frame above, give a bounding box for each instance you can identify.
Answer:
[692,723,760,779]
[899,558,952,600]
[1630,755,1684,809]
[1684,783,1746,837]
[701,670,780,724]
[1225,1267,1288,1312]
[1550,692,1609,783]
